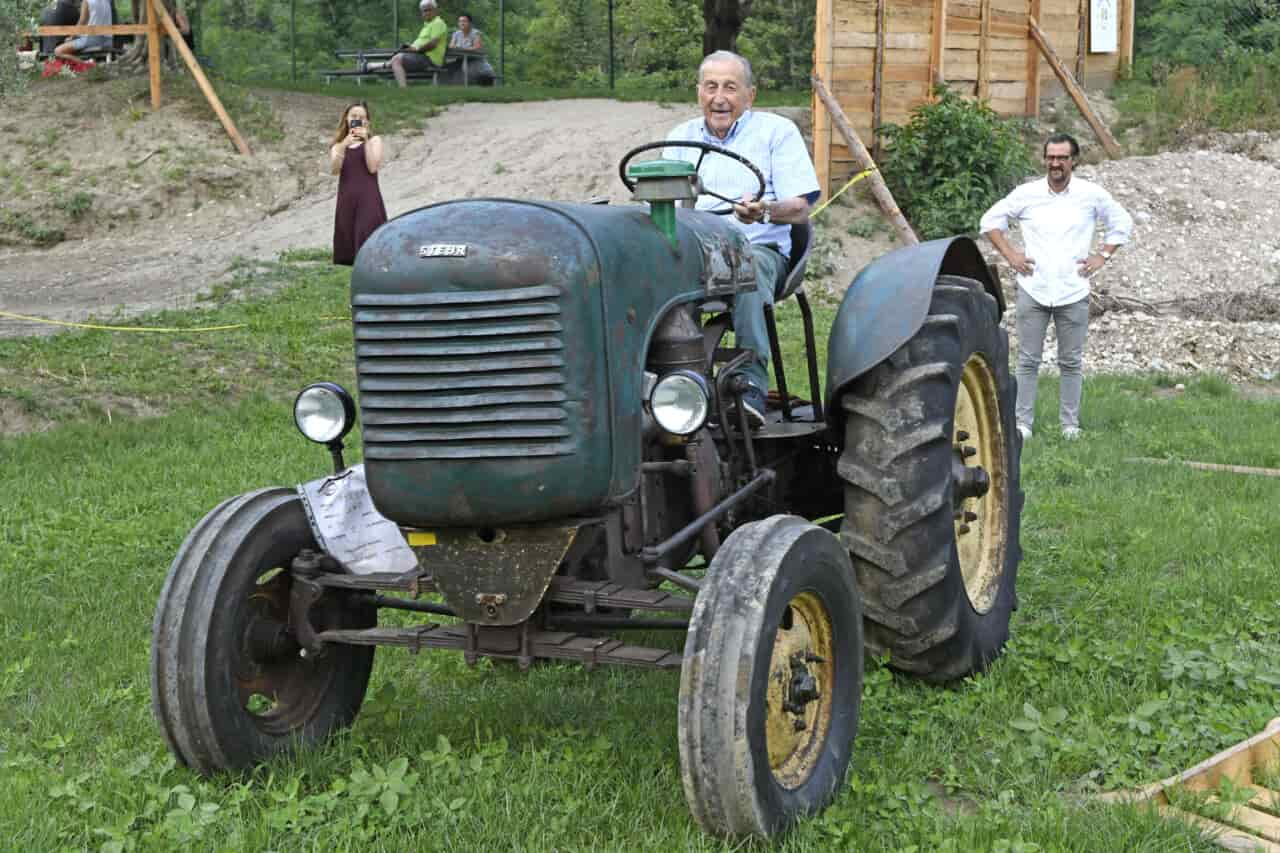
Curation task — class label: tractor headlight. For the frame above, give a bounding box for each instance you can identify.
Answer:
[294,382,356,444]
[649,370,710,436]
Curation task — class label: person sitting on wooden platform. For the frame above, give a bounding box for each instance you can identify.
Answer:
[366,0,447,88]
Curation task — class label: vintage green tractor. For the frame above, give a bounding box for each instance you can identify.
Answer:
[150,141,1023,837]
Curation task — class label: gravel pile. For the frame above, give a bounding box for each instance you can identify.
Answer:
[986,136,1280,381]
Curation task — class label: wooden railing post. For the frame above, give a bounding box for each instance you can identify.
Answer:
[928,0,948,91]
[813,0,834,197]
[978,0,991,100]
[872,0,885,157]
[1025,0,1042,116]
[147,0,162,108]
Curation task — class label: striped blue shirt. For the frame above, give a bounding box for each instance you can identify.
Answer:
[665,110,819,257]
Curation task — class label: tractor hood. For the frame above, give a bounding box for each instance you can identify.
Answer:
[350,198,754,527]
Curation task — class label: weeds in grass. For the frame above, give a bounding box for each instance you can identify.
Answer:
[169,76,286,145]
[846,215,884,239]
[56,189,93,220]
[1116,61,1280,150]
[0,209,64,246]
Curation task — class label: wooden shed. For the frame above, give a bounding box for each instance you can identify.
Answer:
[812,0,1135,194]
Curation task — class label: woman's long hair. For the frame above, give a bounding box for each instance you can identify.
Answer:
[332,102,371,146]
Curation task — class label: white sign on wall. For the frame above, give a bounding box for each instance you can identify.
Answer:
[1090,0,1118,53]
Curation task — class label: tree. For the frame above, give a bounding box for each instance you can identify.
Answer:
[1,0,43,101]
[702,0,751,54]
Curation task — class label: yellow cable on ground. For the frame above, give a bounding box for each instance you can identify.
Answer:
[0,309,247,333]
[809,168,877,220]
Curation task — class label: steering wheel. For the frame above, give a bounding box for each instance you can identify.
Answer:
[618,140,767,216]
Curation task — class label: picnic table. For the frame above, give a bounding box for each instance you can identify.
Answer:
[321,47,496,87]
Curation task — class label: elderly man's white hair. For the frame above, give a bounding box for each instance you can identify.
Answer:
[698,51,754,88]
[419,0,436,8]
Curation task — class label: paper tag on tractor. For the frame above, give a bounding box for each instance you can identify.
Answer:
[296,464,419,576]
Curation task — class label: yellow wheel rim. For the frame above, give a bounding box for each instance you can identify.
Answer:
[952,354,1009,614]
[765,592,836,789]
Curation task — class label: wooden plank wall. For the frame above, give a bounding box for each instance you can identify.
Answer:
[814,0,1134,192]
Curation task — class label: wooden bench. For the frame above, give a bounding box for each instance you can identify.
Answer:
[30,43,127,62]
[320,47,496,87]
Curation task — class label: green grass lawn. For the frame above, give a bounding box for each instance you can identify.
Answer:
[2,255,1278,850]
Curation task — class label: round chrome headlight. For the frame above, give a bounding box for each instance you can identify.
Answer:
[649,370,710,436]
[294,382,356,444]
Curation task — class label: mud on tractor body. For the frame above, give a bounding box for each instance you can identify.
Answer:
[151,143,1023,837]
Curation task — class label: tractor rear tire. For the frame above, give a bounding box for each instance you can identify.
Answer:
[151,488,376,774]
[678,515,863,836]
[838,275,1023,682]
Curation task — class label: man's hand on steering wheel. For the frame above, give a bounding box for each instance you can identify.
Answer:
[733,195,771,225]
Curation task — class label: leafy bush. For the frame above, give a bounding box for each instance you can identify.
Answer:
[878,87,1036,240]
[0,0,43,100]
[1118,0,1280,138]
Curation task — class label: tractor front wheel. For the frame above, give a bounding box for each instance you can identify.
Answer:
[150,488,376,774]
[678,515,864,836]
[838,275,1023,682]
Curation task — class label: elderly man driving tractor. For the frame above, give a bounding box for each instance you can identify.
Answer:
[664,51,821,428]
[149,48,1024,840]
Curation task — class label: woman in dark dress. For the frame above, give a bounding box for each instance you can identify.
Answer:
[330,102,387,266]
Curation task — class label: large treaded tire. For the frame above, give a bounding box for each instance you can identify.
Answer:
[838,275,1023,682]
[679,515,863,836]
[151,488,376,774]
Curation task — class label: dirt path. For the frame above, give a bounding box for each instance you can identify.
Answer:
[0,99,716,335]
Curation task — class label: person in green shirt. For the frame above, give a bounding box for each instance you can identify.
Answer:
[388,0,447,87]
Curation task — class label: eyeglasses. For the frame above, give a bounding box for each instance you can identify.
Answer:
[1044,155,1074,162]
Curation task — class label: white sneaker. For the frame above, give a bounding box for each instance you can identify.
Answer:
[1062,426,1082,440]
[1017,424,1032,442]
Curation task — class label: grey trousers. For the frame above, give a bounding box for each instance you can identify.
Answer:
[1015,288,1090,430]
[734,244,789,393]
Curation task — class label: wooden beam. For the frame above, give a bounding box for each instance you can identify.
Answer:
[1026,0,1041,116]
[811,74,919,246]
[150,0,252,155]
[1118,0,1135,74]
[1075,0,1087,79]
[928,0,948,90]
[146,0,162,109]
[872,0,885,156]
[978,0,992,100]
[814,0,835,197]
[1028,17,1122,158]
[1125,458,1280,479]
[34,24,149,35]
[947,17,1029,38]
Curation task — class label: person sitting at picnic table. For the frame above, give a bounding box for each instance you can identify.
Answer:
[39,0,80,56]
[449,12,496,85]
[365,0,447,88]
[53,0,112,61]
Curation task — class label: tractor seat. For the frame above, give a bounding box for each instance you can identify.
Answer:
[776,222,812,301]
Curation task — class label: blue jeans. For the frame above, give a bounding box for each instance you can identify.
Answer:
[735,244,789,393]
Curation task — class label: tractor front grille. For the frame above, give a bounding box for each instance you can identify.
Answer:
[354,284,574,460]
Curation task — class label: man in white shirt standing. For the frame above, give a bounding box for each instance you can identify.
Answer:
[980,133,1133,441]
